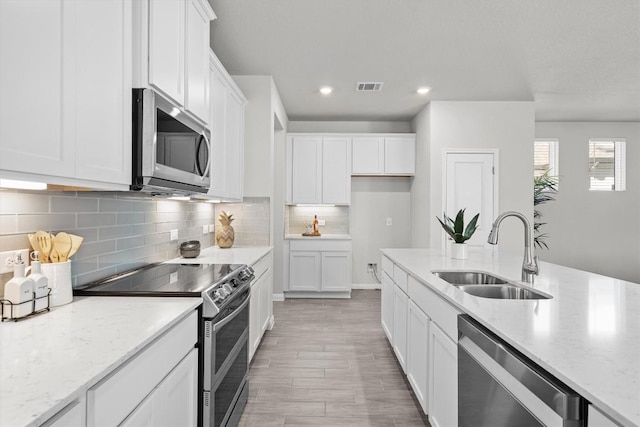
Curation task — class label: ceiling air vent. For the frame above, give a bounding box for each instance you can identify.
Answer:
[356,82,384,92]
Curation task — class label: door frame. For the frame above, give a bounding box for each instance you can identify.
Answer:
[441,149,499,252]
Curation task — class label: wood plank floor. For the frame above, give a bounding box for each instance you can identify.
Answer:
[239,290,431,427]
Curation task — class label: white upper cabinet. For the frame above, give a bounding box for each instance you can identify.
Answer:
[208,50,247,201]
[352,135,416,176]
[287,135,351,205]
[134,0,215,125]
[0,0,131,189]
[148,0,185,105]
[184,0,211,122]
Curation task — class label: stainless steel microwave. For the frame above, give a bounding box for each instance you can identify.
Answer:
[131,88,211,195]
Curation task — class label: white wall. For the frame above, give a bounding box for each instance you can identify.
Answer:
[409,104,431,247]
[351,177,412,284]
[411,101,536,255]
[536,122,640,283]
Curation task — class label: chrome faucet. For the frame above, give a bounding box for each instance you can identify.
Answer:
[487,211,539,283]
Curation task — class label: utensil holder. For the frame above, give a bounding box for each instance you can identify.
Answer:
[41,261,73,307]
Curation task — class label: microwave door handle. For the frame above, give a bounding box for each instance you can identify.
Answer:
[200,131,211,180]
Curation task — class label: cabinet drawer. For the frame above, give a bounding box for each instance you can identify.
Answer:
[251,251,273,281]
[381,255,393,276]
[408,276,460,342]
[290,239,351,252]
[393,265,408,293]
[87,311,198,427]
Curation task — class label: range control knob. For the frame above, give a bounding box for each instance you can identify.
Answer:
[214,289,225,301]
[222,283,233,294]
[230,278,240,287]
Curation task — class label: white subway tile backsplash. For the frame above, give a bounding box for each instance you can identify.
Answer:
[116,212,145,225]
[0,215,17,234]
[116,236,145,251]
[98,225,134,240]
[214,197,270,247]
[99,198,133,212]
[0,192,49,214]
[74,240,117,260]
[17,214,76,233]
[51,196,98,213]
[77,213,116,228]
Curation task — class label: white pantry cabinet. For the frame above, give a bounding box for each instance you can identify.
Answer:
[287,135,351,205]
[208,50,246,201]
[352,135,416,176]
[0,0,132,189]
[249,250,274,360]
[287,240,352,295]
[133,0,215,125]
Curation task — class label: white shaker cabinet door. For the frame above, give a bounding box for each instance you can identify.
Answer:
[184,0,211,124]
[0,0,73,177]
[429,322,458,427]
[352,137,384,175]
[381,272,394,342]
[322,137,351,205]
[407,300,429,414]
[289,251,321,291]
[156,348,198,427]
[384,136,415,175]
[148,0,185,106]
[320,252,351,292]
[291,137,323,204]
[225,89,245,200]
[392,284,408,373]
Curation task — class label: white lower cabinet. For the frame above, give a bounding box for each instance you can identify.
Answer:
[407,300,429,414]
[588,405,621,427]
[381,255,460,423]
[121,349,198,427]
[429,322,458,427]
[392,284,408,373]
[287,240,352,294]
[249,251,274,361]
[381,272,394,341]
[87,311,198,427]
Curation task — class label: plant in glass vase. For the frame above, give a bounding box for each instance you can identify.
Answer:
[436,208,480,259]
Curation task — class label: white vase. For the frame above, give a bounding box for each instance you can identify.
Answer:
[451,243,468,260]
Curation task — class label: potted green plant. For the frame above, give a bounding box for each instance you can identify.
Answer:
[436,208,480,259]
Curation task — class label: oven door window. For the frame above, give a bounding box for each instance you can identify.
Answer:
[156,108,209,176]
[213,295,249,374]
[212,340,248,427]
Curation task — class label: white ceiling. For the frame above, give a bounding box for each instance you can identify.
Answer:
[209,0,640,122]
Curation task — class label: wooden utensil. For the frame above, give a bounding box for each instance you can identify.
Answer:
[49,246,60,263]
[53,232,72,262]
[35,231,52,263]
[28,233,40,254]
[67,234,84,259]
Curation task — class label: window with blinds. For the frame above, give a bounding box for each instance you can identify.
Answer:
[534,139,558,177]
[588,139,626,191]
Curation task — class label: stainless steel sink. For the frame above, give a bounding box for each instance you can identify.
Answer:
[431,270,552,300]
[431,270,508,285]
[455,284,551,300]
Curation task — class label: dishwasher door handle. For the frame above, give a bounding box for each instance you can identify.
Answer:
[458,316,584,423]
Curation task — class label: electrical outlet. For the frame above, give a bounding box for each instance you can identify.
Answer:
[367,263,377,273]
[386,217,392,226]
[203,225,209,235]
[170,229,179,241]
[209,224,215,233]
[0,249,30,274]
[318,219,326,226]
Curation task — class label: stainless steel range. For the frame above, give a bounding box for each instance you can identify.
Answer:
[74,262,254,427]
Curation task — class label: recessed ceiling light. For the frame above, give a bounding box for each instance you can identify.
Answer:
[320,86,333,95]
[417,87,431,95]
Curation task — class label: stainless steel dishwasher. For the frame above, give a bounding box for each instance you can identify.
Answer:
[458,315,586,427]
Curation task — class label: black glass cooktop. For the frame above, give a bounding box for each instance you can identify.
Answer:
[74,263,244,296]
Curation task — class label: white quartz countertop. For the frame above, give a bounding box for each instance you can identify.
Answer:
[165,245,272,266]
[284,233,352,240]
[381,248,640,427]
[0,296,202,427]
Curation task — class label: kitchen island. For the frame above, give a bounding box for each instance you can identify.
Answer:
[381,248,639,427]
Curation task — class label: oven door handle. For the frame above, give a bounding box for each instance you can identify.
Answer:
[213,295,249,332]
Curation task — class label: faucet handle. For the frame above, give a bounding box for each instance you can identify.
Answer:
[527,256,540,275]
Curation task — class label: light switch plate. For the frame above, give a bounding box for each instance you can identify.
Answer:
[386,218,393,226]
[209,224,215,233]
[203,225,209,235]
[0,249,30,274]
[170,229,179,241]
[318,219,326,226]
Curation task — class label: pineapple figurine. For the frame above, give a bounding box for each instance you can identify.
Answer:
[216,211,235,248]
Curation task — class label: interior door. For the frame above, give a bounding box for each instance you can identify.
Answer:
[444,152,496,247]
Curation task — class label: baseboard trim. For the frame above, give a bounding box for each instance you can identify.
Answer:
[272,293,285,302]
[284,291,351,299]
[351,283,381,290]
[267,315,275,330]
